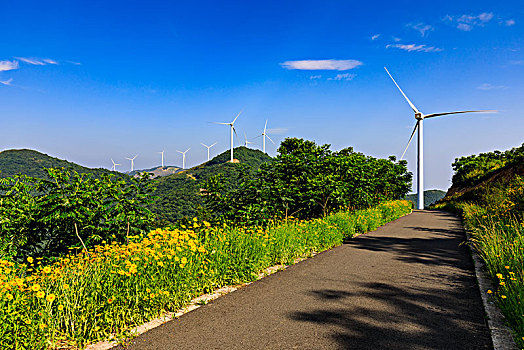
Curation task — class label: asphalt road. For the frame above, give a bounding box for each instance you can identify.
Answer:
[116,210,492,350]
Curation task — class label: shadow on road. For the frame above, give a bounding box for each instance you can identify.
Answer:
[289,281,491,350]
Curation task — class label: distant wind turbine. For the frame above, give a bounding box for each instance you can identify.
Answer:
[243,132,255,148]
[384,67,496,210]
[214,111,242,162]
[110,158,120,171]
[201,142,217,161]
[177,148,190,169]
[255,120,275,154]
[158,150,165,168]
[125,155,138,172]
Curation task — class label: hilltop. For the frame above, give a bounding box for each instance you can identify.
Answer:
[0,149,119,179]
[130,166,182,178]
[150,146,272,223]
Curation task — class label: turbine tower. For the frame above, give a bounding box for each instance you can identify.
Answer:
[125,155,138,172]
[158,150,165,168]
[256,119,274,153]
[177,148,190,169]
[384,67,495,210]
[110,158,120,171]
[243,132,255,148]
[201,142,217,161]
[214,111,242,162]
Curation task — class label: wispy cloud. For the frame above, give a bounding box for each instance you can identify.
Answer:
[392,37,402,42]
[281,59,363,71]
[445,12,494,31]
[407,22,434,37]
[267,128,288,135]
[15,57,59,65]
[505,19,516,26]
[510,60,524,65]
[309,75,322,80]
[327,73,356,81]
[0,60,19,72]
[477,83,506,90]
[386,43,443,52]
[0,78,13,86]
[371,34,381,40]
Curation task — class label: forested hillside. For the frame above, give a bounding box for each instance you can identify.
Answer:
[150,146,272,223]
[0,149,117,179]
[405,190,446,208]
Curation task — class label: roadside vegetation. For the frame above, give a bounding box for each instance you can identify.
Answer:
[0,201,411,349]
[434,143,524,347]
[0,137,413,348]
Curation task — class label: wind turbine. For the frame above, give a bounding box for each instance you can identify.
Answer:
[255,120,275,153]
[384,67,496,210]
[201,142,217,161]
[110,158,120,171]
[243,132,255,148]
[158,150,165,168]
[214,111,242,162]
[125,155,138,172]
[177,148,190,169]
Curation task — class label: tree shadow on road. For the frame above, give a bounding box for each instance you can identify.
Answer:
[288,281,492,350]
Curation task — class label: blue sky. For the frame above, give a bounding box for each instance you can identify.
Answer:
[1,0,523,191]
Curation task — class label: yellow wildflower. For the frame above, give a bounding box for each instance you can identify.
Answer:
[46,294,56,302]
[58,305,64,311]
[43,266,52,274]
[31,284,41,292]
[27,257,34,264]
[36,291,45,298]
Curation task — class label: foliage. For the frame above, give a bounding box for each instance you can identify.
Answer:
[0,200,411,349]
[0,168,156,261]
[203,138,412,225]
[451,143,524,188]
[149,147,271,223]
[435,143,524,347]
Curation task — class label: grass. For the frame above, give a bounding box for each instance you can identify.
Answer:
[0,200,411,349]
[434,199,523,348]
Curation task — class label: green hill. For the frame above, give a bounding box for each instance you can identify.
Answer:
[150,147,272,223]
[0,149,118,179]
[405,190,446,209]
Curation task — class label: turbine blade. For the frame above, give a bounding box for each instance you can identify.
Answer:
[185,148,191,153]
[210,142,217,147]
[264,119,268,133]
[253,134,262,139]
[401,122,418,160]
[384,67,420,114]
[213,122,229,125]
[232,126,238,138]
[232,110,242,124]
[266,134,275,144]
[201,143,208,147]
[424,110,498,119]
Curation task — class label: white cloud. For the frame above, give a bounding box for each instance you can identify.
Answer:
[280,59,363,71]
[393,37,402,42]
[267,128,288,135]
[510,60,524,65]
[0,78,13,86]
[446,12,494,31]
[0,60,19,72]
[371,34,381,40]
[386,43,443,52]
[408,22,434,37]
[15,57,59,65]
[477,83,506,90]
[505,19,516,26]
[327,73,356,81]
[309,75,322,80]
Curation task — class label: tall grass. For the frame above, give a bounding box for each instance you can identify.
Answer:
[461,205,523,348]
[0,200,411,349]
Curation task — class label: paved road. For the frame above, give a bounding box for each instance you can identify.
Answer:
[116,211,492,350]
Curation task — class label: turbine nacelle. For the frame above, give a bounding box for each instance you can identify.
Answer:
[415,113,423,120]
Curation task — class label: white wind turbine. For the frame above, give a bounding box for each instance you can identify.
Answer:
[255,119,274,154]
[243,132,255,148]
[110,158,120,171]
[201,142,217,161]
[384,67,496,210]
[177,148,190,169]
[125,155,138,172]
[158,150,165,168]
[214,111,242,162]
